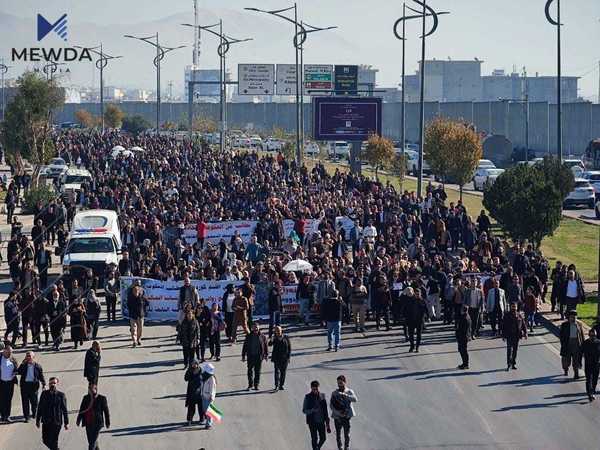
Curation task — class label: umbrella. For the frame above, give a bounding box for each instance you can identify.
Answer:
[130,146,144,152]
[283,259,313,272]
[111,145,125,152]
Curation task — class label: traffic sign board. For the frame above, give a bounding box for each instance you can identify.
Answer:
[276,64,297,96]
[238,64,275,95]
[305,64,333,91]
[334,65,358,95]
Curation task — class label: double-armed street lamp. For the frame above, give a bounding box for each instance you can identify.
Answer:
[124,33,185,133]
[544,0,563,162]
[74,44,122,132]
[0,59,10,121]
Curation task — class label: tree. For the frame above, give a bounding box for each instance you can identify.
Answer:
[162,121,177,131]
[0,71,64,176]
[445,123,483,200]
[74,109,97,128]
[192,116,217,134]
[483,157,574,248]
[281,142,296,161]
[363,134,395,180]
[389,152,408,192]
[424,118,454,182]
[104,104,124,129]
[121,115,151,135]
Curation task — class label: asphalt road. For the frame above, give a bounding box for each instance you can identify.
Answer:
[1,298,599,450]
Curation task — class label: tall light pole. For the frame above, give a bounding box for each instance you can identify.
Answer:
[394,4,448,152]
[245,5,306,165]
[74,44,122,132]
[295,22,337,156]
[183,22,252,151]
[124,33,185,133]
[545,0,563,161]
[0,59,9,122]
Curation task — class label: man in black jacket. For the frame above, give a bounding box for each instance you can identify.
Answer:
[502,302,528,371]
[269,326,291,391]
[84,341,101,385]
[321,290,343,352]
[302,380,331,450]
[36,377,69,450]
[17,351,46,422]
[268,280,283,338]
[456,306,472,370]
[582,328,600,402]
[127,282,147,347]
[403,288,428,353]
[76,383,111,450]
[242,323,268,391]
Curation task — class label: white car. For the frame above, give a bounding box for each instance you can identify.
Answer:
[477,159,496,170]
[403,150,431,175]
[582,171,600,194]
[329,141,350,158]
[564,179,595,209]
[564,159,585,178]
[473,168,505,190]
[305,141,320,156]
[263,138,285,152]
[42,157,68,178]
[249,135,263,148]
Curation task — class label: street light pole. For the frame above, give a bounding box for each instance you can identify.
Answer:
[124,33,185,134]
[0,59,9,122]
[545,0,562,161]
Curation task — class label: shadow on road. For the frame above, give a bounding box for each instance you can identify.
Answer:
[108,421,191,436]
[480,374,563,388]
[492,397,588,412]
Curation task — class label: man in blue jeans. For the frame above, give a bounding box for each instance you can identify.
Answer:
[321,289,344,352]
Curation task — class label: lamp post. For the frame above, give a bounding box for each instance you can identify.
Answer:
[295,22,337,156]
[0,59,9,122]
[182,22,252,151]
[245,5,307,165]
[545,0,563,162]
[394,4,448,154]
[124,33,185,133]
[42,61,65,81]
[74,44,122,132]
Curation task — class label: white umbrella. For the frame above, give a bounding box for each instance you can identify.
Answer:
[130,146,144,152]
[283,259,313,272]
[111,145,125,152]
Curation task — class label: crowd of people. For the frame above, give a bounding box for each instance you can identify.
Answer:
[1,128,599,449]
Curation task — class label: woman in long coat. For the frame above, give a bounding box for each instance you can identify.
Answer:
[68,298,87,349]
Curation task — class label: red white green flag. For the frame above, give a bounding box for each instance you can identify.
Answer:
[206,403,223,423]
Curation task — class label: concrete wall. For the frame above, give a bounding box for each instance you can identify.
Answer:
[54,100,600,156]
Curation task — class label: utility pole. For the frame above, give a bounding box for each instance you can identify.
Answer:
[522,67,529,154]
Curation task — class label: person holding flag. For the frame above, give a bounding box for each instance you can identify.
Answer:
[199,363,218,429]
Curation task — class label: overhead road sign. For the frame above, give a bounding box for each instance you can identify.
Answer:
[334,65,358,95]
[304,64,333,91]
[276,64,297,95]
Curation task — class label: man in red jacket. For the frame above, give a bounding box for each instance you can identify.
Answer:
[196,218,207,249]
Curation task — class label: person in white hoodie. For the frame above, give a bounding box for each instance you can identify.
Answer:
[330,375,357,450]
[200,363,217,429]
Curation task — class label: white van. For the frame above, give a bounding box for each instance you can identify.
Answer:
[63,209,122,281]
[328,141,350,158]
[60,167,92,197]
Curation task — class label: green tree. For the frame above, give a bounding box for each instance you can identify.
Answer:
[483,158,574,248]
[390,152,408,192]
[281,142,296,161]
[363,134,395,179]
[192,116,217,133]
[0,71,64,171]
[104,104,124,129]
[121,115,151,135]
[424,118,454,182]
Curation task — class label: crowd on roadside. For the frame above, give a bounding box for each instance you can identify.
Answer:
[1,129,600,449]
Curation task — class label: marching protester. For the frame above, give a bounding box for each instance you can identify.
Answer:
[303,380,331,450]
[329,375,358,450]
[76,383,111,450]
[269,325,292,391]
[486,278,506,336]
[85,290,102,340]
[456,306,472,370]
[209,302,224,361]
[84,341,102,385]
[582,328,600,402]
[184,359,204,425]
[17,350,46,422]
[104,271,119,322]
[231,289,250,343]
[242,322,268,391]
[560,310,585,380]
[36,377,69,450]
[502,302,528,371]
[127,282,147,347]
[199,363,217,429]
[320,282,343,352]
[180,306,200,369]
[0,345,18,423]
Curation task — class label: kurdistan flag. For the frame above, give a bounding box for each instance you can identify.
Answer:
[206,403,223,423]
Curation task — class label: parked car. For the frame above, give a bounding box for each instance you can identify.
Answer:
[263,138,284,152]
[249,135,263,148]
[564,159,585,178]
[582,171,600,195]
[564,179,595,209]
[305,141,320,156]
[476,159,496,170]
[403,150,431,175]
[41,157,68,179]
[328,141,350,158]
[473,168,505,190]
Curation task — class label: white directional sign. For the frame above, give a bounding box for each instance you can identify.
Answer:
[238,64,275,95]
[276,64,297,96]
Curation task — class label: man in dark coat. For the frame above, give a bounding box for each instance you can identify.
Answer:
[582,328,600,402]
[242,323,268,391]
[76,383,111,450]
[3,291,20,346]
[268,280,283,338]
[127,282,147,347]
[320,284,343,352]
[403,288,428,353]
[84,341,101,385]
[456,306,472,370]
[502,302,528,370]
[17,351,46,422]
[302,380,331,450]
[269,325,291,390]
[560,310,585,380]
[36,377,69,450]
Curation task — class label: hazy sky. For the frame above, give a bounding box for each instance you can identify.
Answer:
[1,0,599,99]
